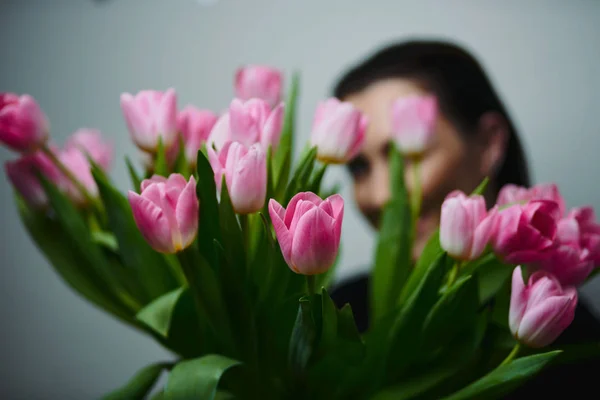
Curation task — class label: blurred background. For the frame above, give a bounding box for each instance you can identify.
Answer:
[1,0,599,398]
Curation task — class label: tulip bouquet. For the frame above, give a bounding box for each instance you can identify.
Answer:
[2,66,600,400]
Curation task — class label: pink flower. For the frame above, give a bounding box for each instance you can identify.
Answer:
[58,147,99,206]
[208,141,267,214]
[439,190,496,260]
[491,200,560,264]
[390,95,437,157]
[535,208,600,287]
[310,98,367,164]
[65,128,113,171]
[509,266,577,348]
[207,99,284,153]
[128,174,198,254]
[173,106,218,167]
[5,151,64,209]
[235,65,283,108]
[0,93,49,153]
[268,192,344,275]
[497,183,566,216]
[120,89,178,153]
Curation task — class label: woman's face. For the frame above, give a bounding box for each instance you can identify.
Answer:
[345,78,489,260]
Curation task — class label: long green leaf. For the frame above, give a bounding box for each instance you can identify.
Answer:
[155,137,168,176]
[165,355,241,400]
[282,146,317,203]
[273,72,299,188]
[440,351,561,400]
[101,362,170,400]
[125,156,142,192]
[195,149,221,268]
[136,287,186,338]
[371,146,412,324]
[288,297,317,374]
[218,179,246,274]
[93,167,180,302]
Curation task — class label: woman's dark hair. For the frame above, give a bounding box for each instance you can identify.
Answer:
[333,39,531,189]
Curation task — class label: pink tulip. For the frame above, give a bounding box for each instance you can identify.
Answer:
[58,147,99,206]
[207,99,284,153]
[390,95,437,157]
[128,174,198,254]
[65,128,113,171]
[310,98,367,164]
[439,190,496,260]
[497,183,566,216]
[120,89,178,153]
[5,150,65,209]
[0,93,49,153]
[235,65,283,108]
[207,141,266,214]
[175,106,218,167]
[268,192,344,275]
[509,266,577,348]
[535,209,600,287]
[491,200,560,264]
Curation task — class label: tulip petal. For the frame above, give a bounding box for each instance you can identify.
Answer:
[175,177,199,250]
[207,113,231,151]
[128,191,174,253]
[229,145,266,214]
[269,199,293,265]
[283,192,323,228]
[260,102,284,151]
[326,194,345,220]
[290,207,338,275]
[509,266,528,337]
[470,207,497,259]
[440,197,470,258]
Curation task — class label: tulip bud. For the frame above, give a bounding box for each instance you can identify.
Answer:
[491,200,560,264]
[0,93,49,153]
[269,192,344,275]
[310,98,367,164]
[235,65,283,108]
[497,183,566,216]
[175,106,218,167]
[207,99,284,153]
[120,89,178,153]
[390,95,437,157]
[5,150,65,209]
[509,266,577,348]
[65,128,113,171]
[208,141,266,214]
[58,147,99,206]
[128,174,198,253]
[440,190,496,260]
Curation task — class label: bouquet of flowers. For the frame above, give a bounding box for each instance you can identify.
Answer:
[2,66,599,400]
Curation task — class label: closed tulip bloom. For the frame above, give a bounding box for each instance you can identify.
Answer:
[0,93,49,153]
[176,106,218,167]
[310,98,367,164]
[120,89,178,153]
[390,95,437,157]
[65,128,113,171]
[497,183,566,217]
[235,65,283,108]
[509,266,577,348]
[440,190,496,260]
[268,192,344,275]
[208,141,267,214]
[491,200,560,264]
[58,147,99,206]
[569,206,600,264]
[5,150,65,209]
[128,174,198,254]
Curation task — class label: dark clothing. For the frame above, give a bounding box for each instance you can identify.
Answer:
[330,272,600,398]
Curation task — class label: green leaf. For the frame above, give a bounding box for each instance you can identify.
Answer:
[288,297,317,374]
[38,177,139,318]
[309,163,327,194]
[155,137,168,176]
[283,146,317,203]
[371,146,412,324]
[173,135,190,177]
[136,287,186,337]
[471,176,490,196]
[93,167,180,302]
[218,178,246,273]
[195,150,221,268]
[125,156,142,192]
[475,256,513,305]
[101,362,170,400]
[320,288,338,350]
[440,351,562,400]
[273,72,299,188]
[165,355,241,400]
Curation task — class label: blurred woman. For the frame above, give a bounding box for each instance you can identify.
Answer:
[329,39,600,397]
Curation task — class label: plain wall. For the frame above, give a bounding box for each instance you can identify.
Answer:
[1,0,599,398]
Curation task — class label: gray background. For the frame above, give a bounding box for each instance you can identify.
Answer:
[1,0,599,398]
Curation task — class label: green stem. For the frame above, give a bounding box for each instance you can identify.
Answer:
[500,343,521,367]
[306,275,316,297]
[447,261,462,287]
[409,158,422,254]
[239,214,250,252]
